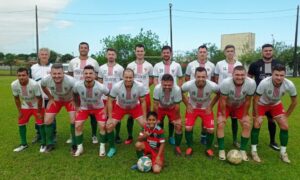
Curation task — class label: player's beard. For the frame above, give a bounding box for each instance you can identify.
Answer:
[263,55,272,62]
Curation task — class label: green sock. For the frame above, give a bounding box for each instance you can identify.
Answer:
[19,125,27,145]
[231,118,238,142]
[76,134,83,145]
[107,131,115,149]
[70,124,76,146]
[175,133,183,146]
[185,130,193,147]
[136,150,143,159]
[240,136,249,150]
[45,124,54,145]
[90,115,97,136]
[169,122,174,138]
[251,127,260,145]
[280,129,288,146]
[115,122,121,138]
[38,125,46,145]
[206,133,214,149]
[127,116,134,138]
[217,137,225,150]
[99,133,106,143]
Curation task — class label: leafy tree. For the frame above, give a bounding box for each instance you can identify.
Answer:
[60,53,74,63]
[0,52,4,60]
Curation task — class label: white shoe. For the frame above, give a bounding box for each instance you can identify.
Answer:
[92,136,98,144]
[13,144,28,152]
[39,145,47,153]
[219,150,226,160]
[240,150,249,161]
[280,152,291,164]
[66,137,72,144]
[99,143,106,157]
[251,151,261,163]
[73,144,83,157]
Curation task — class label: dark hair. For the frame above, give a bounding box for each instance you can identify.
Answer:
[224,44,235,51]
[79,42,89,49]
[51,63,63,70]
[233,65,246,72]
[195,67,207,75]
[262,44,273,50]
[135,44,145,49]
[17,67,28,75]
[123,68,135,76]
[147,111,158,119]
[272,64,286,72]
[161,45,172,52]
[198,45,208,50]
[106,48,117,53]
[161,74,174,81]
[83,65,95,71]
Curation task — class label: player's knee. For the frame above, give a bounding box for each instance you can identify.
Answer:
[206,128,214,134]
[185,126,193,132]
[135,142,143,150]
[279,123,288,130]
[175,123,182,132]
[152,165,161,174]
[217,122,225,129]
[242,121,251,130]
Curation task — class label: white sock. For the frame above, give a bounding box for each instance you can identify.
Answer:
[251,145,257,152]
[100,143,105,148]
[280,146,287,154]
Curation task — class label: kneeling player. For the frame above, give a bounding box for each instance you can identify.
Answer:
[132,111,165,174]
[73,65,109,156]
[251,64,297,163]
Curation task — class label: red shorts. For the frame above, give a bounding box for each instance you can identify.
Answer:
[18,109,44,125]
[76,108,106,122]
[185,109,214,128]
[144,141,164,166]
[257,103,285,117]
[145,93,151,112]
[217,102,244,120]
[157,106,180,122]
[46,100,75,113]
[112,104,143,121]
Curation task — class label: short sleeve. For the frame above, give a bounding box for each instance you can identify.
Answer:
[11,83,18,96]
[109,83,118,98]
[68,60,74,72]
[40,76,48,87]
[98,67,104,79]
[176,63,183,77]
[139,85,147,97]
[247,80,256,96]
[220,81,229,96]
[33,83,41,97]
[287,81,297,97]
[153,64,159,77]
[153,85,160,101]
[148,64,154,77]
[248,62,256,76]
[181,82,189,92]
[185,63,192,76]
[256,81,265,96]
[102,85,110,96]
[93,61,100,73]
[214,62,220,76]
[174,88,182,103]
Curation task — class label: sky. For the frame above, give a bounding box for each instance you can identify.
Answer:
[0,0,299,56]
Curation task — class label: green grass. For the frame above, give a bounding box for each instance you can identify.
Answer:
[1,76,300,179]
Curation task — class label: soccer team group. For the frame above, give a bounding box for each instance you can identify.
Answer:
[11,42,297,173]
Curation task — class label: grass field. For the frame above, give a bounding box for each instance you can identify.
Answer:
[1,76,300,179]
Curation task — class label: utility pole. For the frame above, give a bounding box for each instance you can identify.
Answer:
[293,5,299,77]
[169,3,173,51]
[35,5,39,61]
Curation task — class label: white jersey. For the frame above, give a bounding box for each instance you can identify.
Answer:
[153,84,182,108]
[127,60,153,93]
[30,63,52,100]
[73,81,109,110]
[220,77,256,108]
[153,61,183,84]
[182,79,218,109]
[11,79,41,109]
[110,80,146,109]
[68,57,100,81]
[256,77,297,105]
[41,75,75,102]
[214,59,242,83]
[185,60,215,80]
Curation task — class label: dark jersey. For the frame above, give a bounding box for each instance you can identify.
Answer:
[140,124,165,150]
[248,59,282,85]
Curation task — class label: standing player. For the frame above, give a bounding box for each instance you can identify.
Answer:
[41,64,76,152]
[251,65,297,163]
[182,67,219,157]
[153,45,183,145]
[11,67,45,152]
[217,66,256,161]
[98,48,124,144]
[126,44,153,145]
[73,65,109,157]
[30,48,56,144]
[106,69,147,157]
[214,45,242,148]
[68,42,100,144]
[248,44,282,151]
[185,45,215,145]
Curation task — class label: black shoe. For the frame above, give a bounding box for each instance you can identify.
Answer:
[115,136,122,144]
[269,142,280,151]
[53,134,57,144]
[45,144,55,153]
[31,135,41,144]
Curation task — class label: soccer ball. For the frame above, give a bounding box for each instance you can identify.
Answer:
[137,156,152,172]
[227,149,242,165]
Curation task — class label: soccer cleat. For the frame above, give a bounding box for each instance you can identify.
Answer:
[175,146,182,156]
[99,144,106,157]
[280,152,291,164]
[251,151,261,163]
[200,135,207,145]
[45,144,55,153]
[92,136,98,144]
[70,145,77,155]
[115,136,122,144]
[218,150,226,160]
[31,135,41,144]
[185,147,193,157]
[65,137,72,144]
[240,150,249,161]
[131,164,138,170]
[13,144,28,152]
[214,143,219,148]
[269,143,280,151]
[124,138,133,145]
[107,148,116,158]
[168,137,175,145]
[206,149,214,157]
[233,141,241,148]
[39,145,47,153]
[73,144,83,157]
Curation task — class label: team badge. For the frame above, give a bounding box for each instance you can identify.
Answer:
[51,87,55,90]
[133,94,137,98]
[192,91,196,96]
[64,87,68,91]
[95,92,99,96]
[29,90,32,94]
[171,69,175,74]
[223,67,227,70]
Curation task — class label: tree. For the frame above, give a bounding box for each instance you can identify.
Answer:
[60,54,74,63]
[0,52,4,60]
[49,50,60,63]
